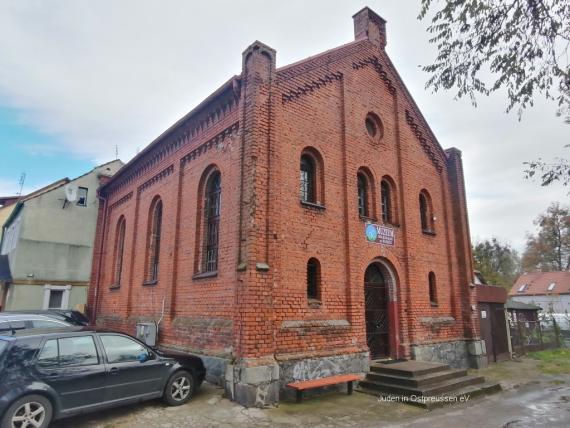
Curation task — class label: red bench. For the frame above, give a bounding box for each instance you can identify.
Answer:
[286,374,363,402]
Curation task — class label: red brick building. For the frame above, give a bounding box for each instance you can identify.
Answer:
[89,8,484,406]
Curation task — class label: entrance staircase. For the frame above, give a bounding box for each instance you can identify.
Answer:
[358,360,501,409]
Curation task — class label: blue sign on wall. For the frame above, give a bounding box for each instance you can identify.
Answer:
[365,223,395,246]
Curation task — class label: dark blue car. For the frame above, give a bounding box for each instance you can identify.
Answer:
[0,327,206,428]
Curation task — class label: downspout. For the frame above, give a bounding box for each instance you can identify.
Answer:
[92,190,109,324]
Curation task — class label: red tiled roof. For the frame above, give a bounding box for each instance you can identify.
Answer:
[509,271,570,296]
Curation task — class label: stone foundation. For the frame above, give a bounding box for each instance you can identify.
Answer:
[410,339,487,369]
[224,359,280,408]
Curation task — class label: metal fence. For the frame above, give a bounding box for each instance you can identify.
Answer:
[509,315,567,355]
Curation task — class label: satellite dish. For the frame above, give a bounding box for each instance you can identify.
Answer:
[64,184,78,202]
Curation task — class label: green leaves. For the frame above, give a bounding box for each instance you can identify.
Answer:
[419,0,570,121]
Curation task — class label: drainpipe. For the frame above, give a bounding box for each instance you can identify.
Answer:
[505,307,514,359]
[92,190,108,324]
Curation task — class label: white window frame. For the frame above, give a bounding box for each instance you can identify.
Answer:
[547,282,556,291]
[77,187,88,206]
[42,284,71,310]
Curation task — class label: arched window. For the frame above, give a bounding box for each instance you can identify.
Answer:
[307,258,321,301]
[419,190,434,233]
[357,173,369,217]
[146,198,162,283]
[299,148,325,206]
[300,155,316,203]
[203,171,221,273]
[428,272,437,306]
[112,216,126,287]
[381,180,391,223]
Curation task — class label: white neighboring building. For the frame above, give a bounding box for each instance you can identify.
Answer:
[509,271,570,315]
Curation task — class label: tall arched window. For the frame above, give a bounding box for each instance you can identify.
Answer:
[203,171,221,273]
[146,198,162,283]
[300,155,316,203]
[419,190,434,233]
[112,216,126,287]
[357,173,369,217]
[428,272,437,306]
[381,180,391,223]
[307,258,321,301]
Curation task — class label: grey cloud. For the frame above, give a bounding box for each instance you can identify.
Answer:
[0,0,567,251]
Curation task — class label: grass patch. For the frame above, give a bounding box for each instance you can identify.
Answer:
[527,348,570,375]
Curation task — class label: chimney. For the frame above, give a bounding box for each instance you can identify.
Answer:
[353,7,387,49]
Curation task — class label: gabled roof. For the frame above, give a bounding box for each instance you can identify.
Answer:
[509,271,570,296]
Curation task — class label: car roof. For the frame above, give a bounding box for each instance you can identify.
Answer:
[0,313,72,323]
[0,312,69,321]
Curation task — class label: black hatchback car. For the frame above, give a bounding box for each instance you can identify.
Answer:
[0,327,206,428]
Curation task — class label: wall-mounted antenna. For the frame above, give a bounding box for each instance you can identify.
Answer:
[17,173,26,197]
[115,145,119,160]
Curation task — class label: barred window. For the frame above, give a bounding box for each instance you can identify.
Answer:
[429,272,437,306]
[113,216,126,286]
[203,172,221,273]
[381,180,391,223]
[358,173,368,217]
[307,258,321,301]
[300,155,316,203]
[146,199,162,283]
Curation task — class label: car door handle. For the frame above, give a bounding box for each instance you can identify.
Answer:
[109,367,120,376]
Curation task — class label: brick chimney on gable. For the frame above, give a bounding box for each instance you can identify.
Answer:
[353,7,387,49]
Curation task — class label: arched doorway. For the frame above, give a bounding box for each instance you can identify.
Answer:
[365,263,389,359]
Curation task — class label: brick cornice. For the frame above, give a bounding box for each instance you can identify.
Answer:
[180,122,239,166]
[281,72,343,104]
[138,164,174,194]
[108,191,133,212]
[105,93,239,197]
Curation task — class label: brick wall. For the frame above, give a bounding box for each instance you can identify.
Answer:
[89,8,479,367]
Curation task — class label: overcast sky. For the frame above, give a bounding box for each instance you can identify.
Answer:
[0,0,567,252]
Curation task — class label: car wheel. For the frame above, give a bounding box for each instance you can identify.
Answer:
[1,394,53,428]
[164,370,195,406]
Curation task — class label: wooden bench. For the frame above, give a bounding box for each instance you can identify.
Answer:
[286,374,363,403]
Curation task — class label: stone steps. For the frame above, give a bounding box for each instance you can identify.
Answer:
[358,360,501,408]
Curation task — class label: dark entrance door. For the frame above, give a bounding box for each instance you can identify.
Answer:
[365,263,389,359]
[479,303,510,362]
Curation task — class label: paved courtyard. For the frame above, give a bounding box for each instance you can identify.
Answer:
[57,358,570,428]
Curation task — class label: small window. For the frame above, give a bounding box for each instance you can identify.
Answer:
[429,272,437,306]
[48,290,64,309]
[419,190,434,233]
[547,282,556,291]
[58,336,99,366]
[307,258,321,301]
[101,335,149,364]
[77,187,88,206]
[381,180,391,223]
[365,113,383,141]
[358,173,369,217]
[518,284,528,293]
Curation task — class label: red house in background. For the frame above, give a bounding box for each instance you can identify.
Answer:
[88,8,484,406]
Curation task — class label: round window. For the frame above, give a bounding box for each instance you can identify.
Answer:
[365,113,383,141]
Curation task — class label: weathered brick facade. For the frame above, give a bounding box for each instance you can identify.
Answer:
[88,8,484,406]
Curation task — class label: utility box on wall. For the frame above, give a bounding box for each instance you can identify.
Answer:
[136,322,157,346]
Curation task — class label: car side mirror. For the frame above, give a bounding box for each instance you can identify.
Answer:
[137,352,150,363]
